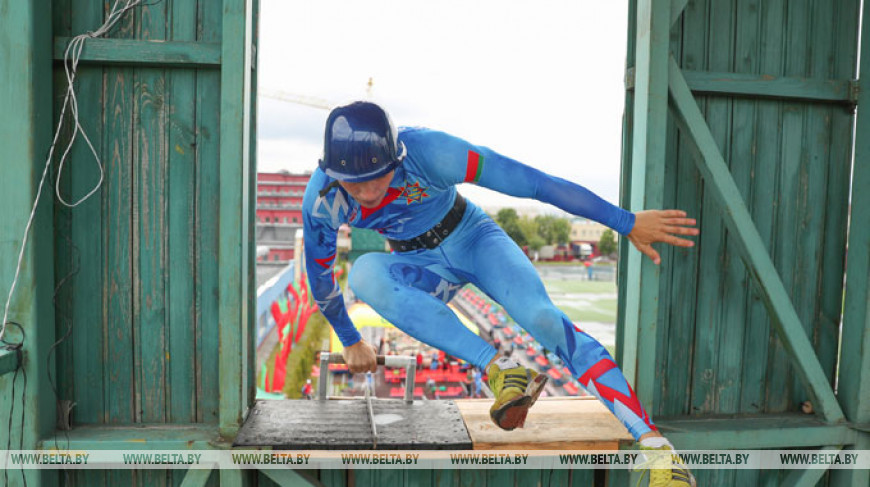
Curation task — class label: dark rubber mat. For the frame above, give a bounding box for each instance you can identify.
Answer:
[233,399,472,450]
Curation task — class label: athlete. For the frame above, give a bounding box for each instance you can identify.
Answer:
[303,101,698,486]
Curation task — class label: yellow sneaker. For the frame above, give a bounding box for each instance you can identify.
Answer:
[486,358,548,430]
[636,445,696,486]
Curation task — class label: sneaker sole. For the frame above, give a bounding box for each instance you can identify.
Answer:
[491,375,549,431]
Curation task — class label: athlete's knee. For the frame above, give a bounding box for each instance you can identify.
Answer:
[525,307,566,350]
[348,253,388,304]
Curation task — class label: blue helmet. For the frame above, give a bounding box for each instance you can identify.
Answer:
[319,101,406,182]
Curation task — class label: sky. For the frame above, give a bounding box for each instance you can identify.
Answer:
[256,0,630,213]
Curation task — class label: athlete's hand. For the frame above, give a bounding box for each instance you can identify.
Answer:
[343,340,378,374]
[627,210,699,265]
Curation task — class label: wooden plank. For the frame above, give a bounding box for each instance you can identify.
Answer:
[659,0,704,418]
[791,0,836,410]
[247,0,261,421]
[682,70,853,103]
[484,468,514,487]
[135,0,168,431]
[689,0,733,420]
[740,0,784,416]
[818,0,858,401]
[405,469,432,487]
[100,1,137,485]
[219,0,253,437]
[53,37,221,67]
[670,0,688,26]
[39,423,222,450]
[544,468,570,487]
[836,0,870,485]
[196,0,222,425]
[716,0,757,416]
[0,349,19,377]
[51,0,77,439]
[432,469,459,487]
[68,0,106,426]
[781,447,840,487]
[621,0,670,407]
[454,397,632,450]
[168,0,199,483]
[181,466,215,487]
[657,415,857,449]
[167,0,198,429]
[102,1,136,429]
[615,0,638,380]
[258,468,317,487]
[668,55,846,424]
[774,0,810,414]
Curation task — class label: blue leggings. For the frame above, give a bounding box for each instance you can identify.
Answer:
[348,203,656,440]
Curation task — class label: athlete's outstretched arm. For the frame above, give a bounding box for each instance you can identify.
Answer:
[404,128,698,263]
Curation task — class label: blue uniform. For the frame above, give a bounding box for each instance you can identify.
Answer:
[303,127,656,439]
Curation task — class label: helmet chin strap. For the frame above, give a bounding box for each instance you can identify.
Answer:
[318,180,340,197]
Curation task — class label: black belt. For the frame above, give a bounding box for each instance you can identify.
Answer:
[388,193,467,252]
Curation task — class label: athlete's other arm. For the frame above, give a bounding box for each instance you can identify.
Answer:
[409,129,698,264]
[302,179,378,373]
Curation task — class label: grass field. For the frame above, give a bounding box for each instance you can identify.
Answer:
[542,279,618,295]
[542,278,618,324]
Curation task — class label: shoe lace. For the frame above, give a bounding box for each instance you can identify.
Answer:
[634,448,674,487]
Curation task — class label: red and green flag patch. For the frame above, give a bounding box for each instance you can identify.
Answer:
[464,150,484,183]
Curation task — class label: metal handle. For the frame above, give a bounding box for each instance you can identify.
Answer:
[319,352,415,368]
[317,352,417,403]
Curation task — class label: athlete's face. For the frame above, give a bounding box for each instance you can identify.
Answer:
[338,170,394,208]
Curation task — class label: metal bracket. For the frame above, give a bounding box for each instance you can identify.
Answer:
[625,67,636,91]
[318,352,417,403]
[849,79,860,112]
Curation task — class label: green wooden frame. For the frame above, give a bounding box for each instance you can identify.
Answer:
[0,1,58,486]
[833,0,870,483]
[218,0,255,443]
[52,37,221,67]
[627,67,856,104]
[624,1,869,484]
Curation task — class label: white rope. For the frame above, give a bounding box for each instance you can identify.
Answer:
[1,0,144,343]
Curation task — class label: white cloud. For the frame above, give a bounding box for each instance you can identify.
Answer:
[257,0,628,206]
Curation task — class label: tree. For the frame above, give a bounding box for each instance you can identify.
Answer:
[535,215,571,245]
[495,208,527,247]
[598,229,617,257]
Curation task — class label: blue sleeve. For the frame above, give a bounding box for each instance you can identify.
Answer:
[302,175,362,347]
[404,129,636,235]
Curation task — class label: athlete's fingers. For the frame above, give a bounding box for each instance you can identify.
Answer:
[660,209,687,218]
[663,225,700,236]
[638,243,661,265]
[663,235,695,247]
[663,217,697,227]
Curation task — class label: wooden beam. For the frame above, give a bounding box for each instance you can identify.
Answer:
[219,0,254,439]
[657,416,857,450]
[626,68,855,104]
[781,447,842,487]
[622,0,670,406]
[0,349,18,376]
[667,55,845,424]
[0,1,58,485]
[258,469,322,487]
[670,0,688,26]
[39,424,225,451]
[833,1,870,485]
[53,37,221,67]
[180,466,216,487]
[683,70,854,104]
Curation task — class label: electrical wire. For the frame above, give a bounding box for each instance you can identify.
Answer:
[0,2,151,484]
[0,0,144,343]
[2,321,27,487]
